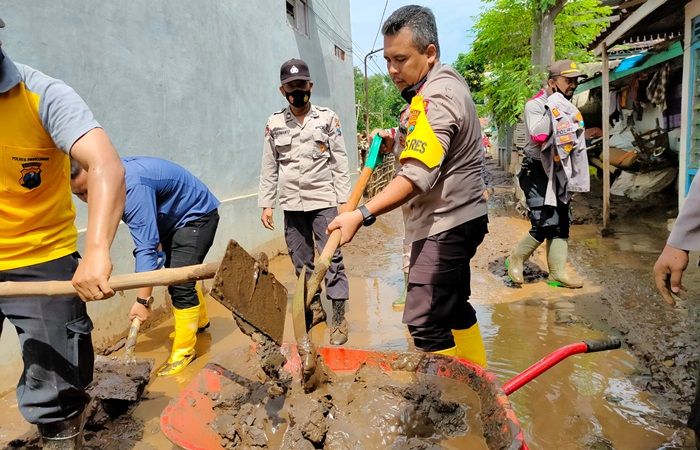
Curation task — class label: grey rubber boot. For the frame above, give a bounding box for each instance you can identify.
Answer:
[329,299,348,345]
[392,273,408,309]
[506,234,542,284]
[38,415,83,450]
[306,292,327,329]
[546,238,583,288]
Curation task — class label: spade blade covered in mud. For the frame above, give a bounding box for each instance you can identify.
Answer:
[209,239,288,345]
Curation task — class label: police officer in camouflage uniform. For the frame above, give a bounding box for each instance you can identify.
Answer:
[258,59,352,345]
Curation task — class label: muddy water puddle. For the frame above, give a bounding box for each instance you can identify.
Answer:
[480,301,675,449]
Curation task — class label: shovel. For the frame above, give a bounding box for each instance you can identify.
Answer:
[293,134,384,390]
[0,239,288,402]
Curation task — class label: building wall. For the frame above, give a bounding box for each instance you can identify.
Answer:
[0,0,356,393]
[681,0,700,206]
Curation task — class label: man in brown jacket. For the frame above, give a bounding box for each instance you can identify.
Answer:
[328,5,488,365]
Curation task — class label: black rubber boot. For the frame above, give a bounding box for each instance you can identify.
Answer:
[306,292,327,329]
[38,415,83,450]
[329,299,348,345]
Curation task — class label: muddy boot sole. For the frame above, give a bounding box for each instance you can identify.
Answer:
[329,320,348,345]
[547,278,583,289]
[157,353,196,377]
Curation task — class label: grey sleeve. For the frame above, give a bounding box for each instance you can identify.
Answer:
[258,122,279,208]
[328,113,351,203]
[21,65,100,154]
[668,175,700,251]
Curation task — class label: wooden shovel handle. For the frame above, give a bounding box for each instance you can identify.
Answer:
[318,166,374,263]
[0,262,219,298]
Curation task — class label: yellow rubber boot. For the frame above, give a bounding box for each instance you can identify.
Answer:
[452,324,487,367]
[158,305,199,377]
[196,282,210,331]
[431,346,457,357]
[169,283,210,340]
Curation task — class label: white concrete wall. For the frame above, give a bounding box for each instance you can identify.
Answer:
[0,0,356,393]
[680,1,700,206]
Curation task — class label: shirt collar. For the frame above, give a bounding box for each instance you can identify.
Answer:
[284,104,318,122]
[0,48,21,94]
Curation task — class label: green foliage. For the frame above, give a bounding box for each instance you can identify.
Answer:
[453,52,486,100]
[467,0,611,127]
[353,67,404,134]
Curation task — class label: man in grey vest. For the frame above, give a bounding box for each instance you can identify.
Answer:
[507,60,588,288]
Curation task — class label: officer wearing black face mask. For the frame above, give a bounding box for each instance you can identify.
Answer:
[258,58,353,346]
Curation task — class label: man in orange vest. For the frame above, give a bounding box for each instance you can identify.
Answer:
[0,18,124,447]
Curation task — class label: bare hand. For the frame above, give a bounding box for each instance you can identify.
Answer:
[653,244,689,306]
[129,302,150,322]
[261,208,274,230]
[72,247,114,301]
[370,128,395,155]
[327,210,363,246]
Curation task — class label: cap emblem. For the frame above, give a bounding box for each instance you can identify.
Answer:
[290,66,299,74]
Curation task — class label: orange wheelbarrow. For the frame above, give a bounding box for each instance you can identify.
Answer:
[160,339,620,449]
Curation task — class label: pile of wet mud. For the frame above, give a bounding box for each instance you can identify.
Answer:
[202,345,514,450]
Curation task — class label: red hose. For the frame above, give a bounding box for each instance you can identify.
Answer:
[501,342,589,396]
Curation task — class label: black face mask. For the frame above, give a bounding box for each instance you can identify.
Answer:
[400,76,428,104]
[285,89,311,108]
[552,83,574,101]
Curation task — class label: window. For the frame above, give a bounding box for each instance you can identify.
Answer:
[286,0,309,36]
[334,45,346,61]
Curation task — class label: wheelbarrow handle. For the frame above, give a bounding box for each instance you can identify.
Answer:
[584,338,621,353]
[501,338,621,396]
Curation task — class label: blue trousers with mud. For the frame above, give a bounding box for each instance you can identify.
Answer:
[519,157,571,242]
[0,253,93,426]
[283,208,349,301]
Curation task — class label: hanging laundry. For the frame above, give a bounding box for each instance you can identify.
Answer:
[646,63,670,111]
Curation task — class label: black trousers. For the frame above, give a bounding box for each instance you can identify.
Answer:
[0,253,93,425]
[283,208,349,301]
[162,209,219,309]
[403,215,488,352]
[519,157,570,242]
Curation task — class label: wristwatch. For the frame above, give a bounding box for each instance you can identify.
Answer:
[136,296,154,309]
[358,205,376,227]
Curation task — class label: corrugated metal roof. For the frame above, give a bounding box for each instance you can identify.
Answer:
[588,0,687,51]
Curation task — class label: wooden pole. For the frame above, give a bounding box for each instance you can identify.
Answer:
[601,43,611,230]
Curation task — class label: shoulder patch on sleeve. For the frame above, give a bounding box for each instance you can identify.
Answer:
[399,95,444,168]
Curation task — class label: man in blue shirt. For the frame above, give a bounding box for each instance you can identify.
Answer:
[71,156,220,376]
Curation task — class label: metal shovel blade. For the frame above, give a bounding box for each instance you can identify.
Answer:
[209,239,287,345]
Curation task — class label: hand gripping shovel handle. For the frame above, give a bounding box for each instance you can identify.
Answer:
[304,134,384,307]
[0,262,219,298]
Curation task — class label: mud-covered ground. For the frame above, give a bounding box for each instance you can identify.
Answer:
[483,157,699,445]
